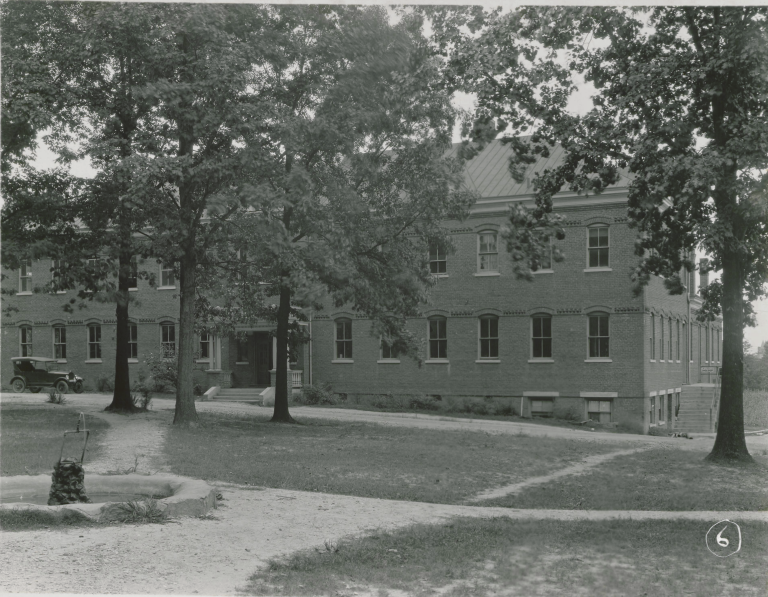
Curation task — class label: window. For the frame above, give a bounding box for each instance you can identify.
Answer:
[531,315,552,359]
[128,257,138,290]
[428,317,447,360]
[716,329,720,362]
[530,399,554,418]
[53,326,66,359]
[200,332,210,359]
[335,319,352,360]
[685,321,690,362]
[478,232,498,272]
[161,323,175,356]
[660,315,665,361]
[587,226,609,268]
[587,399,612,423]
[52,259,66,292]
[668,318,673,361]
[649,395,656,424]
[429,243,446,275]
[659,393,666,423]
[381,339,398,360]
[676,320,681,361]
[698,325,702,363]
[588,313,609,358]
[539,236,553,270]
[128,324,138,359]
[87,324,101,359]
[237,337,248,363]
[19,259,32,293]
[237,248,248,280]
[650,314,655,360]
[20,326,32,356]
[160,262,175,288]
[479,316,499,359]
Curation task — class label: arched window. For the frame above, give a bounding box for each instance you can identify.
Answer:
[531,315,552,359]
[335,319,352,360]
[588,313,609,358]
[160,322,175,357]
[53,325,66,359]
[650,314,655,360]
[477,231,498,273]
[20,326,33,356]
[428,317,447,359]
[587,225,609,268]
[87,324,101,359]
[479,316,499,359]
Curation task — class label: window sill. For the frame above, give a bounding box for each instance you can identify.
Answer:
[649,359,656,363]
[205,369,223,373]
[531,270,554,275]
[235,361,249,365]
[128,358,139,364]
[85,359,102,364]
[583,267,613,273]
[425,359,449,364]
[195,359,211,364]
[56,359,67,364]
[528,358,554,363]
[16,292,32,296]
[473,271,500,277]
[129,288,138,292]
[476,359,500,364]
[585,358,613,363]
[332,359,354,364]
[377,359,401,364]
[157,286,176,291]
[431,274,449,279]
[56,290,67,294]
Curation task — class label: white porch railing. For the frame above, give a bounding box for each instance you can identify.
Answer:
[291,370,303,388]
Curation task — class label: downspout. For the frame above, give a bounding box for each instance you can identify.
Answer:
[309,310,313,387]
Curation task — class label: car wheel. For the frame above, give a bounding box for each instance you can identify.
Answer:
[73,381,84,394]
[11,378,26,393]
[30,387,42,393]
[55,380,69,394]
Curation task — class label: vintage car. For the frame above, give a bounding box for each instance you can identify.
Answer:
[10,356,84,394]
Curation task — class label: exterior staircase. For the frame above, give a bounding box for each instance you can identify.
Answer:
[211,387,266,405]
[676,384,717,433]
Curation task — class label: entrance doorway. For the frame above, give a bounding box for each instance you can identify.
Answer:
[254,332,273,386]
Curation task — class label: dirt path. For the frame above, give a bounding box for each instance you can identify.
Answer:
[468,445,654,502]
[2,393,766,595]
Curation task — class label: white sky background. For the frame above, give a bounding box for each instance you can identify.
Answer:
[27,3,768,352]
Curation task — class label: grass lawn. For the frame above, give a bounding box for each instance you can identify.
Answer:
[745,389,768,429]
[486,447,768,511]
[0,404,110,476]
[243,518,768,596]
[164,412,619,504]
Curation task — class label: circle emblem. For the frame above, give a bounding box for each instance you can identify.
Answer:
[706,520,742,558]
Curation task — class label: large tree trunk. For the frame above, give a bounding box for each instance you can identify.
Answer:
[271,282,295,423]
[706,250,752,462]
[105,249,136,412]
[173,251,199,427]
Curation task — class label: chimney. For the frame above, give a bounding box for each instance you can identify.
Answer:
[699,258,710,292]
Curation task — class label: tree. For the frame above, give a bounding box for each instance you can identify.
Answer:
[1,1,170,412]
[193,6,475,422]
[436,6,768,461]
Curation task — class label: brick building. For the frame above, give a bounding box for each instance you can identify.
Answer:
[2,140,721,433]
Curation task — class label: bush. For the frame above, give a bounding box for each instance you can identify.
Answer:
[409,395,440,411]
[145,351,177,392]
[301,384,335,405]
[371,393,392,409]
[494,402,515,417]
[46,387,67,405]
[132,392,152,411]
[95,374,115,393]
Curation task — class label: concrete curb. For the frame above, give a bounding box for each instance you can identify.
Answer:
[0,473,216,519]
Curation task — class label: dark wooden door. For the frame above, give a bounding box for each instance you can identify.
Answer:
[255,334,272,386]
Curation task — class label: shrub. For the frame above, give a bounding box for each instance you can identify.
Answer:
[409,395,440,411]
[145,351,178,392]
[95,374,115,393]
[131,392,152,411]
[494,402,515,417]
[193,383,204,397]
[371,394,391,409]
[100,499,166,524]
[46,387,66,405]
[301,384,335,405]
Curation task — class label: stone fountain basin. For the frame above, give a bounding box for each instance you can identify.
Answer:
[0,473,216,519]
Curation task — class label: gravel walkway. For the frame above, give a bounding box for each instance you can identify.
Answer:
[2,392,766,595]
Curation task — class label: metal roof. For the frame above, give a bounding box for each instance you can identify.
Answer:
[447,139,630,199]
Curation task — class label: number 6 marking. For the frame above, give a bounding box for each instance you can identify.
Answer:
[716,528,729,547]
[706,520,742,558]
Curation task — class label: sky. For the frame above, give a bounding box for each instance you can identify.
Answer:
[26,8,768,353]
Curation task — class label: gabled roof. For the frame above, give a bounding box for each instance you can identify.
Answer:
[447,139,630,199]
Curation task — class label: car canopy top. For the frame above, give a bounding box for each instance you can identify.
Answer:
[12,356,58,362]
